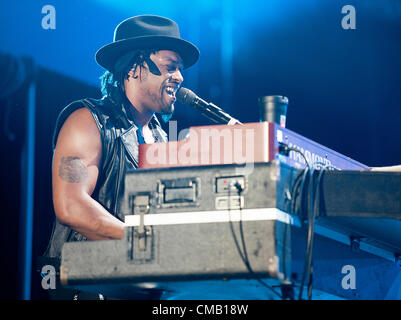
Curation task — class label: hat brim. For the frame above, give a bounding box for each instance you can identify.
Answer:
[95,36,200,72]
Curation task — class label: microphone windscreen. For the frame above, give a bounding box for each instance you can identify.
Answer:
[176,87,196,105]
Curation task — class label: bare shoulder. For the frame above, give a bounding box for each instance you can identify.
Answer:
[53,107,102,189]
[53,108,102,180]
[55,107,101,157]
[58,107,100,138]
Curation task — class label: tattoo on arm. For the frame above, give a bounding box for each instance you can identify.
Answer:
[59,156,89,183]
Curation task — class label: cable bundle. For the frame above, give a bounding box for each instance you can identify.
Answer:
[280,143,337,300]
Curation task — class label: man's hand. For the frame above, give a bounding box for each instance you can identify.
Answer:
[52,108,125,240]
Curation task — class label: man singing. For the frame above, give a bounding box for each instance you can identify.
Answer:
[44,15,199,265]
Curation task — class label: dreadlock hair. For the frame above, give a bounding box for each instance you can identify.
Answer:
[99,49,175,124]
[99,49,157,100]
[98,49,158,127]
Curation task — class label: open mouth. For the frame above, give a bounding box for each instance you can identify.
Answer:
[165,86,178,101]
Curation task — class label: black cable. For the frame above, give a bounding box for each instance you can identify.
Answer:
[294,166,310,218]
[236,183,251,267]
[227,181,283,299]
[277,145,330,300]
[305,163,336,300]
[287,168,306,214]
[280,161,309,299]
[278,143,340,300]
[245,143,339,300]
[281,167,298,293]
[299,162,337,300]
[303,164,315,300]
[278,143,310,217]
[277,144,314,300]
[298,166,313,300]
[307,266,314,299]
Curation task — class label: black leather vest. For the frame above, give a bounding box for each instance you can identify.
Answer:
[44,96,167,258]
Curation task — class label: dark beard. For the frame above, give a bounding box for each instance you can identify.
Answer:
[160,102,174,123]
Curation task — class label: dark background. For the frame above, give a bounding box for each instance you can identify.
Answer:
[0,0,400,299]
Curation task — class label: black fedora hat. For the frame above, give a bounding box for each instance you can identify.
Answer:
[95,15,200,72]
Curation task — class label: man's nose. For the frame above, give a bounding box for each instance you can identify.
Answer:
[171,69,184,83]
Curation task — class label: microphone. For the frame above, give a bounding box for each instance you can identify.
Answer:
[176,87,241,125]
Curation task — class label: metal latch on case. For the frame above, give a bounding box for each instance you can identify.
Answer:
[133,195,151,251]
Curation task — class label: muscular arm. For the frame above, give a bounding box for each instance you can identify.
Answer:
[52,108,125,240]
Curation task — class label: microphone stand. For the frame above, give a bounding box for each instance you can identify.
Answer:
[191,98,242,125]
